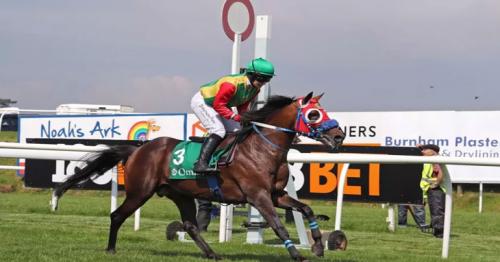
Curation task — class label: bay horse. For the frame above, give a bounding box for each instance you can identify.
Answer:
[53,92,345,261]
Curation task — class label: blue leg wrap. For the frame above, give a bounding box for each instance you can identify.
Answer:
[309,221,319,230]
[284,239,295,249]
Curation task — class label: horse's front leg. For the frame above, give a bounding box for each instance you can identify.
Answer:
[272,163,323,256]
[248,191,309,262]
[273,192,335,257]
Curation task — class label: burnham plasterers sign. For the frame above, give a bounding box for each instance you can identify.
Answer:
[330,111,500,183]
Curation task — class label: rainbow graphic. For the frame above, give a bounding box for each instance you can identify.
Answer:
[128,121,150,141]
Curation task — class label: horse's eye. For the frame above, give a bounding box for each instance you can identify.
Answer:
[305,109,322,124]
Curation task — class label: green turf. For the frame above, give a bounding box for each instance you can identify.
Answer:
[1,131,500,261]
[1,190,499,262]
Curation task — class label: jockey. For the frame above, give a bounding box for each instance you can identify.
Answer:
[191,57,275,174]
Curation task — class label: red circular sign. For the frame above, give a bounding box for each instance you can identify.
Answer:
[222,0,255,42]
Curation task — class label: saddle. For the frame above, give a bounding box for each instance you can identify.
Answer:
[189,131,240,167]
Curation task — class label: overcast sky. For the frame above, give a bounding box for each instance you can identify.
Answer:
[1,0,500,113]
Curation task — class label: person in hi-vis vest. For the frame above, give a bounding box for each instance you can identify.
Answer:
[418,144,446,238]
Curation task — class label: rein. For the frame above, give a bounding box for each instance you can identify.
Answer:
[248,100,340,151]
[250,118,339,150]
[251,122,295,151]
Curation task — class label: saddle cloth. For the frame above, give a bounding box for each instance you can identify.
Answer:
[168,140,234,180]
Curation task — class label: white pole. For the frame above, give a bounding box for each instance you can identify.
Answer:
[0,148,90,161]
[111,167,118,212]
[110,165,141,230]
[231,33,241,74]
[285,172,310,246]
[479,182,483,213]
[219,204,229,242]
[0,165,24,170]
[387,204,396,232]
[219,32,241,243]
[255,15,272,106]
[287,152,500,166]
[134,209,141,231]
[246,15,272,244]
[441,165,453,259]
[0,142,108,152]
[334,163,349,230]
[50,191,59,211]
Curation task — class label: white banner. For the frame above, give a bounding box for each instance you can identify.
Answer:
[19,113,186,142]
[18,113,186,180]
[333,111,500,183]
[187,111,500,183]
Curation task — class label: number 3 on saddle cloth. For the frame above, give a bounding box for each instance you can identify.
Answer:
[169,137,236,200]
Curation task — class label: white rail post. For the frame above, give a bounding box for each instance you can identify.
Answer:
[50,191,59,211]
[441,165,453,259]
[479,182,483,213]
[219,32,241,243]
[134,209,141,231]
[387,204,396,232]
[111,165,140,230]
[111,167,118,212]
[285,172,310,247]
[334,163,349,230]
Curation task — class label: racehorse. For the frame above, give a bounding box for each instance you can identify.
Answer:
[53,92,345,261]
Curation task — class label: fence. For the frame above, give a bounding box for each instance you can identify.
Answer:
[3,141,500,258]
[287,152,500,259]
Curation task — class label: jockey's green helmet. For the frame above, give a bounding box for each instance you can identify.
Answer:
[246,58,275,77]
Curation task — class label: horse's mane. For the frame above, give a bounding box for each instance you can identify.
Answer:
[241,95,295,123]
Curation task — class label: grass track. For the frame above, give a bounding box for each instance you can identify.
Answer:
[1,191,499,262]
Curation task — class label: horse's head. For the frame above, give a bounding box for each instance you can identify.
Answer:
[294,92,345,151]
[241,92,344,151]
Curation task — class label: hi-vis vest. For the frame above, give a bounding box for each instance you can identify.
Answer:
[199,74,258,107]
[420,163,446,199]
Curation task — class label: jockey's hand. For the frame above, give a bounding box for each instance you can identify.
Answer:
[232,114,241,122]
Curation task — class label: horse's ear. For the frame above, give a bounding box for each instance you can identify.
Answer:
[313,93,324,101]
[302,92,313,105]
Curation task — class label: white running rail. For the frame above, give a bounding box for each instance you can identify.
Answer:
[287,152,500,259]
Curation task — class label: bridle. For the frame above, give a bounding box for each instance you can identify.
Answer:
[250,100,339,150]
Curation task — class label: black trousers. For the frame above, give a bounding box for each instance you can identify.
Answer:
[196,199,213,231]
[398,204,426,227]
[428,187,445,234]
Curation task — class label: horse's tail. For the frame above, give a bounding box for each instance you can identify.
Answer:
[53,145,138,200]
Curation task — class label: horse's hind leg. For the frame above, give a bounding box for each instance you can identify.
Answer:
[273,192,332,257]
[106,194,153,253]
[169,194,220,260]
[249,191,308,262]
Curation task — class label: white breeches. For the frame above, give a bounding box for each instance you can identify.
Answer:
[190,92,240,138]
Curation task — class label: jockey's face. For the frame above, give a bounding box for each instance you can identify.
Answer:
[252,79,266,89]
[249,73,272,89]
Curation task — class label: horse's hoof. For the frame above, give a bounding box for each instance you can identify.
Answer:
[296,257,309,262]
[106,248,116,254]
[311,242,324,257]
